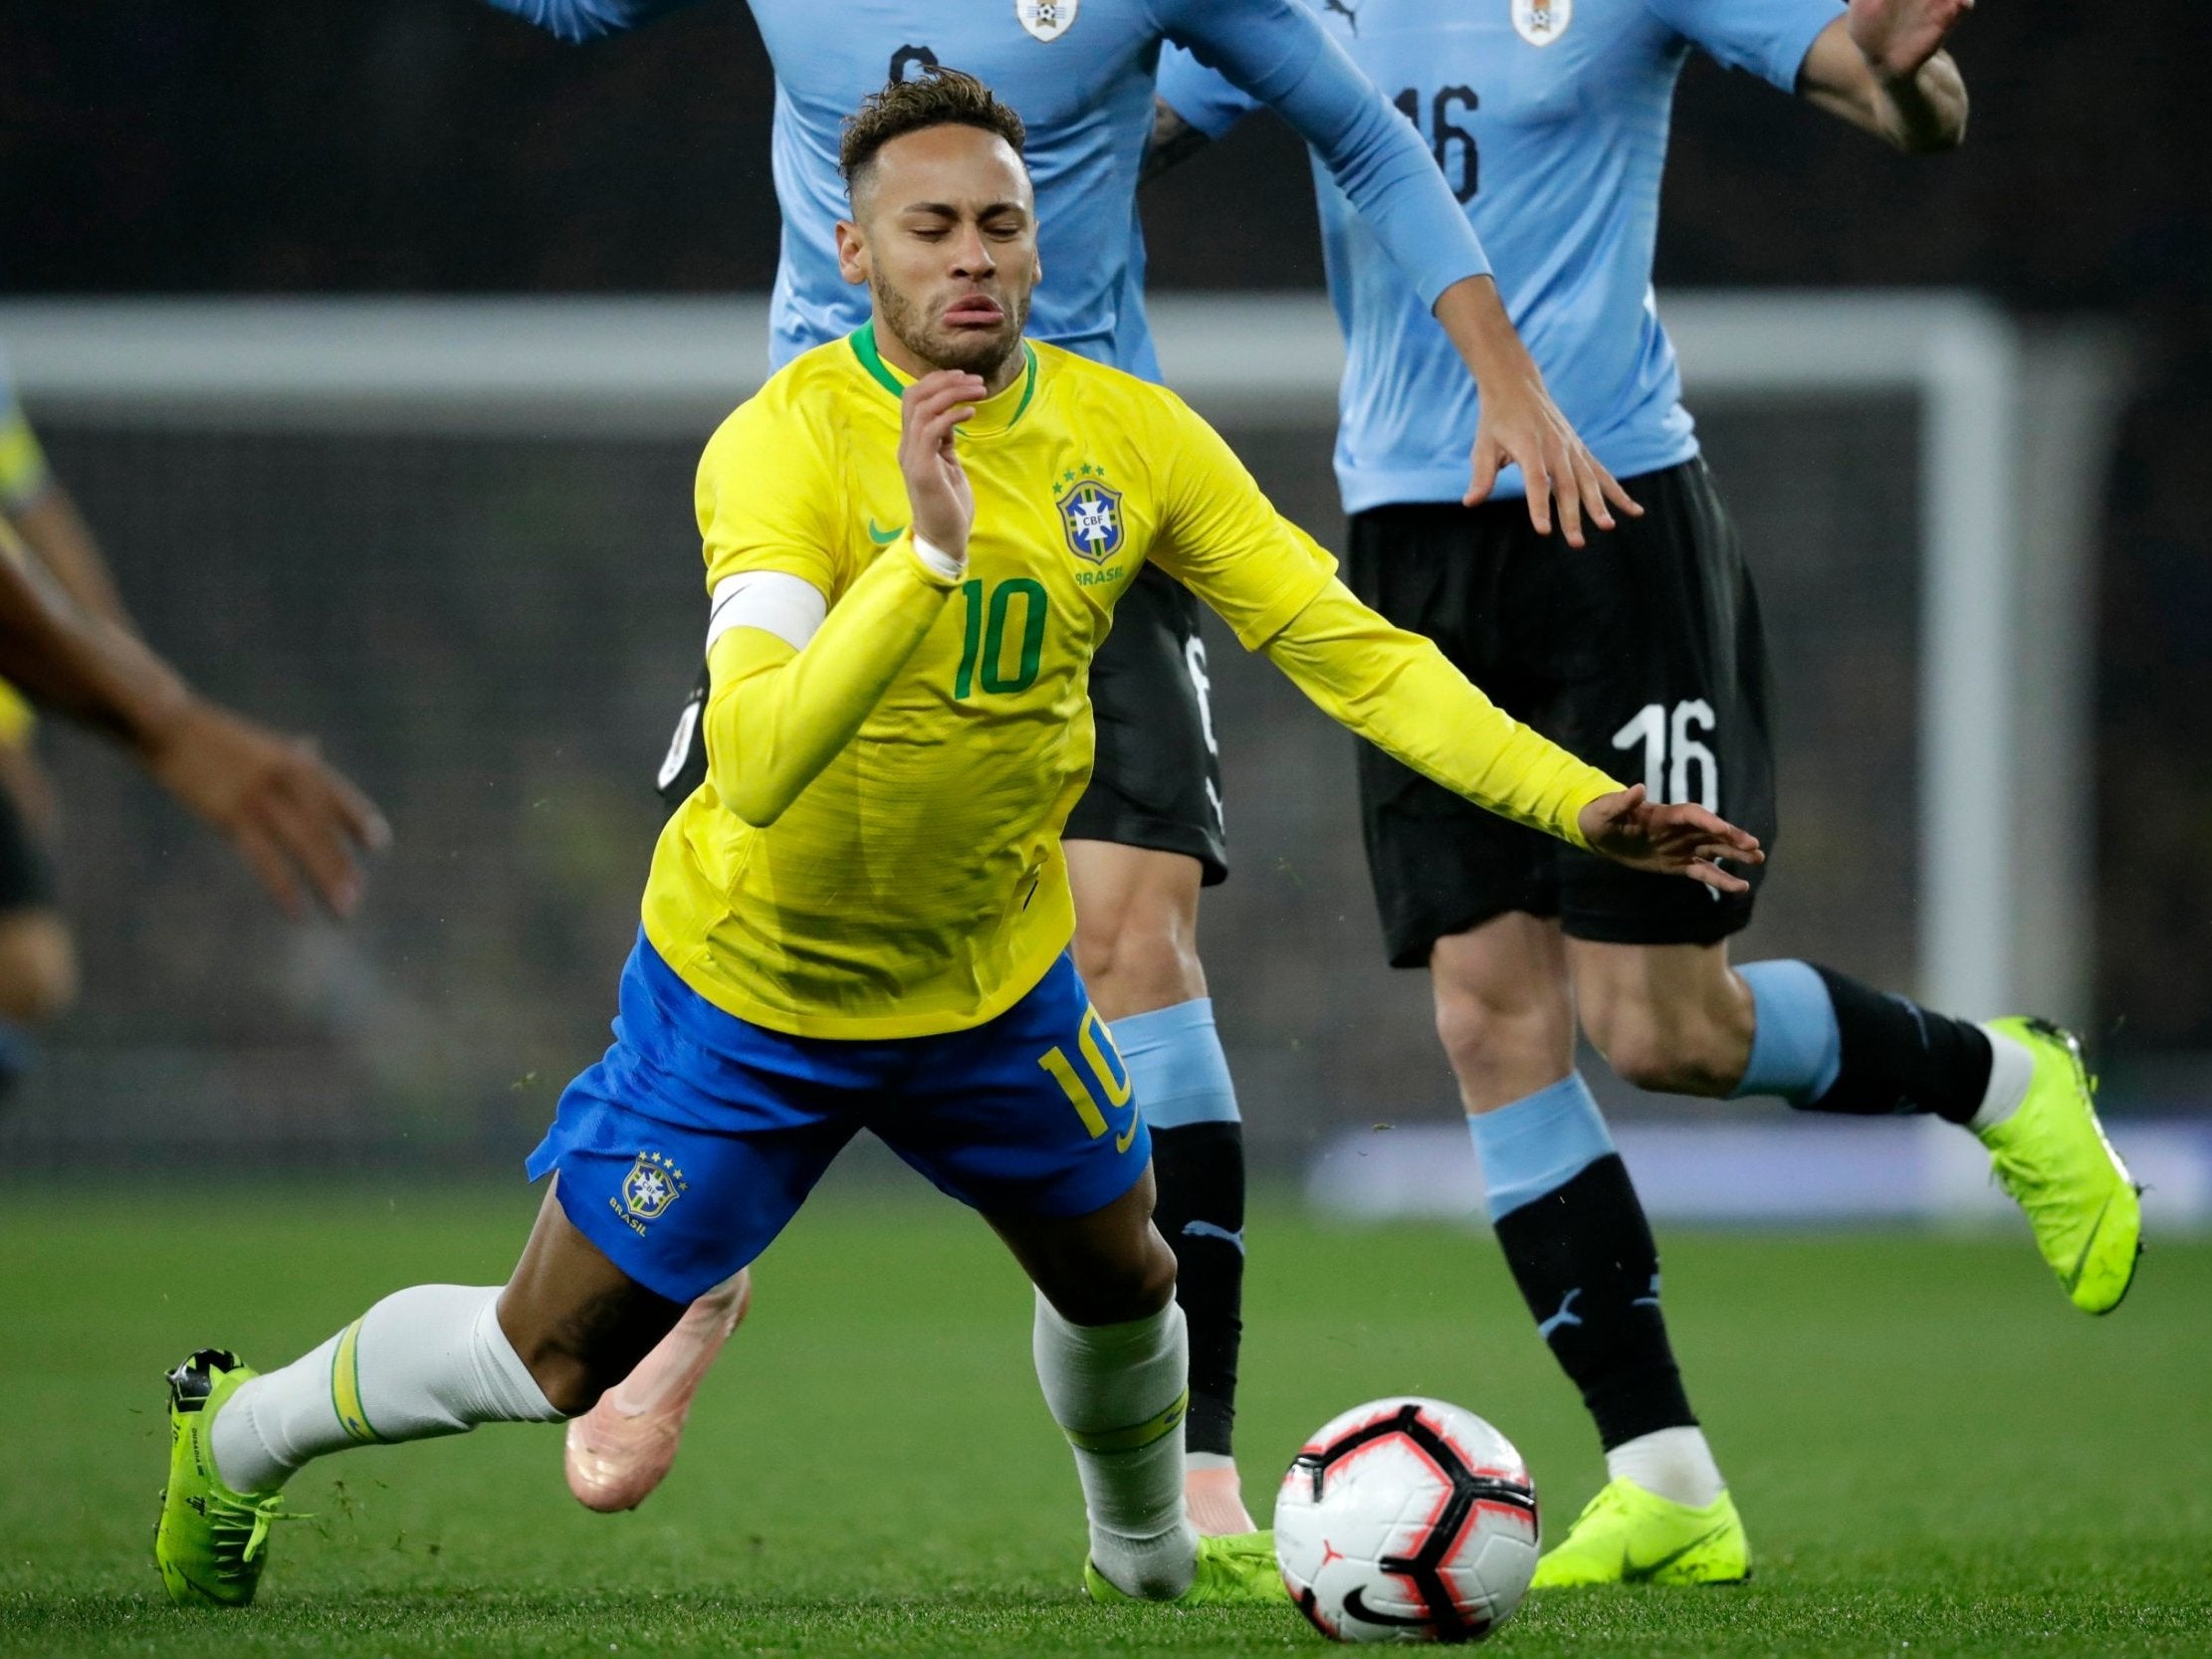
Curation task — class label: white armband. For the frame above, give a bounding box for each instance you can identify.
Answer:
[705,570,828,654]
[909,532,967,583]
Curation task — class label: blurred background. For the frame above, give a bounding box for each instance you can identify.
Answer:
[0,2,2204,1225]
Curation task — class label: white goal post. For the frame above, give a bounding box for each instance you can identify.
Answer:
[0,292,2125,1023]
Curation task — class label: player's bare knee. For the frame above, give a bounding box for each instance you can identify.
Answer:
[1433,978,1571,1103]
[1038,1228,1176,1327]
[1073,902,1204,1015]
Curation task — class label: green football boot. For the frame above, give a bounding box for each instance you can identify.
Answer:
[1530,1480,1750,1588]
[1084,1529,1287,1608]
[155,1348,288,1609]
[1979,1017,2142,1315]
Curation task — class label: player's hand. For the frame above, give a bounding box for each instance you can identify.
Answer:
[1576,783,1764,892]
[1846,0,1971,81]
[899,370,984,562]
[145,699,390,920]
[1466,371,1643,549]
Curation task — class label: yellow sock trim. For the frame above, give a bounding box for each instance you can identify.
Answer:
[1064,1388,1189,1455]
[330,1318,380,1444]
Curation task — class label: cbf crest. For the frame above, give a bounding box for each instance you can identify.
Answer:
[1056,465,1124,565]
[1513,0,1571,46]
[619,1150,688,1223]
[1016,0,1079,43]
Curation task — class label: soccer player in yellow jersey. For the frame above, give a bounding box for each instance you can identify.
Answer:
[153,68,1761,1613]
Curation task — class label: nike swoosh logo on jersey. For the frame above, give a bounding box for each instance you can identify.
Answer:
[867,518,905,544]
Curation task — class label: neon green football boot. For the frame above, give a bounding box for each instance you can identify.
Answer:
[1979,1017,2142,1315]
[155,1348,288,1609]
[1529,1480,1750,1588]
[1084,1529,1287,1608]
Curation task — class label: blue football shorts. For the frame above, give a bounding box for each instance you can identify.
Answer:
[526,932,1151,1303]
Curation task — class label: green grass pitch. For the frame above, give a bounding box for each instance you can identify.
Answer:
[2,1178,2207,1657]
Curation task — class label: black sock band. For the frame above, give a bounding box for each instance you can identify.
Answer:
[1805,965,1993,1124]
[1150,1121,1245,1458]
[1490,1153,1695,1451]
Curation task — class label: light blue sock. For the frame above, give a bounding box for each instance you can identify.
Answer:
[1110,998,1239,1129]
[1732,960,1843,1104]
[1467,1072,1615,1224]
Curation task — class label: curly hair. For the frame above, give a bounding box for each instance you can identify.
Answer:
[838,66,1028,196]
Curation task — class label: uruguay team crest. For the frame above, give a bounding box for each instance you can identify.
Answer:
[1016,0,1079,43]
[1056,466,1124,564]
[619,1150,688,1222]
[1513,0,1571,46]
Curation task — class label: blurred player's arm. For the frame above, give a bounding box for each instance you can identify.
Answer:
[478,0,702,43]
[0,387,132,631]
[1797,0,1969,152]
[1149,398,1761,889]
[0,522,387,918]
[1156,4,1635,544]
[693,374,975,828]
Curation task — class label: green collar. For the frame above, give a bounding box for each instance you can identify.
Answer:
[849,321,1039,432]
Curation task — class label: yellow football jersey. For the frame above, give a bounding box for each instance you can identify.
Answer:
[0,385,51,515]
[0,374,51,744]
[642,326,1620,1039]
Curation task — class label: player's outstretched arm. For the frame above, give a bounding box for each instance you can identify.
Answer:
[1799,0,1969,152]
[697,372,976,827]
[1151,399,1755,880]
[1251,578,1765,876]
[143,704,389,921]
[0,526,387,918]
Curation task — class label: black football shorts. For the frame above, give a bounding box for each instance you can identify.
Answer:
[1349,457,1776,965]
[653,559,1228,886]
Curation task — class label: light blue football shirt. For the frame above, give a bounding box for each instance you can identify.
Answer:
[490,0,1494,379]
[1160,0,1839,509]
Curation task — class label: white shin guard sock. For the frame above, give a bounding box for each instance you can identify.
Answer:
[211,1284,565,1493]
[1605,1425,1726,1510]
[1031,1293,1199,1599]
[1970,1025,2037,1133]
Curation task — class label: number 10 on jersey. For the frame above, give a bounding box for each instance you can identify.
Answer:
[1038,1008,1138,1153]
[954,577,1046,699]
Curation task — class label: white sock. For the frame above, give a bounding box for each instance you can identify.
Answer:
[1031,1293,1198,1599]
[1606,1426,1725,1510]
[1969,1026,2036,1133]
[210,1284,564,1493]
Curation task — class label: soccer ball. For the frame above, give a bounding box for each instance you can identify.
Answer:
[1274,1397,1540,1643]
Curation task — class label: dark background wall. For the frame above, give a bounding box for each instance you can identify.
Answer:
[0,0,2206,1072]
